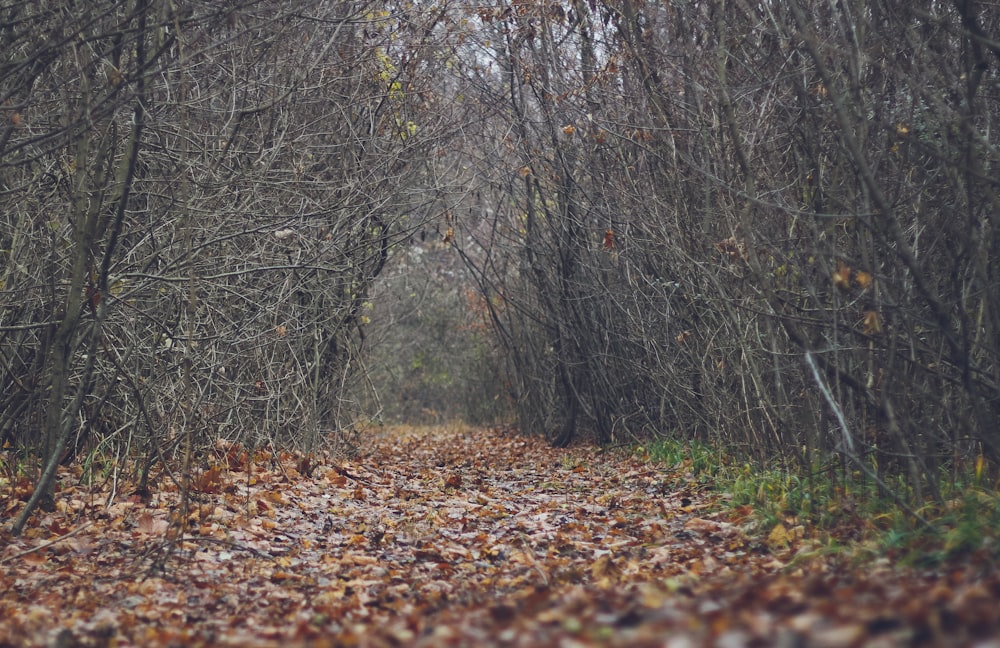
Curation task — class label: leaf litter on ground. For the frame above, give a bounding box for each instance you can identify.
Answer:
[2,425,999,647]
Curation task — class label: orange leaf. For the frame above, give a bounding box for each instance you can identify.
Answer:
[325,470,347,486]
[832,261,852,291]
[602,228,614,250]
[23,552,47,565]
[854,270,873,290]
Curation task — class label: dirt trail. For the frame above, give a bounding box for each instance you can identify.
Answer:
[1,426,997,646]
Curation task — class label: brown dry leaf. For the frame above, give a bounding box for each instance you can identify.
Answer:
[22,552,48,566]
[324,469,348,486]
[2,425,998,648]
[262,490,284,504]
[685,517,721,535]
[715,236,746,261]
[136,512,168,536]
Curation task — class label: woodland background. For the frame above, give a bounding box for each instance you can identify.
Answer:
[2,0,999,531]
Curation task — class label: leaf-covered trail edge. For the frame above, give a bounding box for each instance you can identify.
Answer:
[2,426,998,647]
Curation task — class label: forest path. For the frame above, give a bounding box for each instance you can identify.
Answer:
[2,425,996,646]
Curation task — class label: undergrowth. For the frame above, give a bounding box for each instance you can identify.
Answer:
[641,436,1000,567]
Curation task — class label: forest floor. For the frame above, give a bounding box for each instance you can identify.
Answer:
[2,425,999,647]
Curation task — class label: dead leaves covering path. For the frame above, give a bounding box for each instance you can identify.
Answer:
[2,426,999,647]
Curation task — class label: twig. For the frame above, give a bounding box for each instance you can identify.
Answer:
[1,521,95,565]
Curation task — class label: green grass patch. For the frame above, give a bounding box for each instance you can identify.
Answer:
[640,436,1000,566]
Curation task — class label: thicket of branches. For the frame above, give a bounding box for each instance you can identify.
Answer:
[444,0,999,502]
[0,0,455,530]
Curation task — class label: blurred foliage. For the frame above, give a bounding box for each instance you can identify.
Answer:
[360,241,511,426]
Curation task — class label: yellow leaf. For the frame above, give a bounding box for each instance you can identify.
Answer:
[767,523,791,550]
[861,310,882,335]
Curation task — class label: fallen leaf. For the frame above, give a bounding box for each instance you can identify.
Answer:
[767,523,792,551]
[832,261,852,291]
